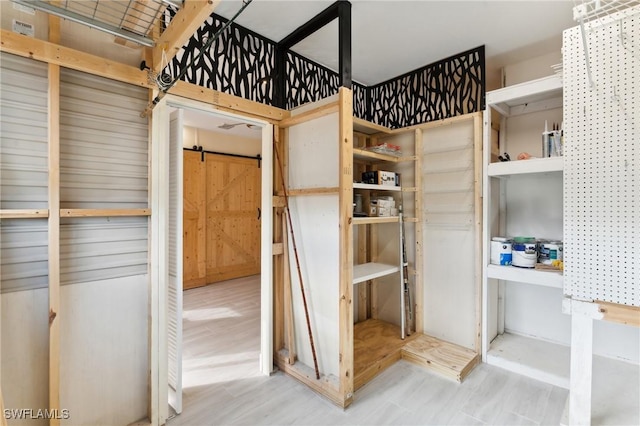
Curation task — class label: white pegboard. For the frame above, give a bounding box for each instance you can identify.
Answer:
[563,5,639,306]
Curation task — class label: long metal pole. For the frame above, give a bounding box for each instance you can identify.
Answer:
[274,143,321,380]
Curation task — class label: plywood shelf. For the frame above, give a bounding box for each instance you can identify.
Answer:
[488,156,564,177]
[353,216,400,225]
[487,264,563,289]
[486,333,570,389]
[353,147,401,163]
[353,262,400,284]
[353,183,402,192]
[353,117,392,134]
[354,319,480,390]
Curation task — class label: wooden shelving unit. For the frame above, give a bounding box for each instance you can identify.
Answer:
[353,216,400,225]
[353,262,401,284]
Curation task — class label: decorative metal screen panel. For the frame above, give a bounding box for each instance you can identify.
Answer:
[165,11,483,127]
[166,12,276,106]
[563,6,639,306]
[285,50,339,109]
[369,47,484,129]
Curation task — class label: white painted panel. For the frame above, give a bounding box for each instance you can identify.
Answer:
[60,275,148,425]
[287,109,339,378]
[168,110,183,413]
[288,195,340,377]
[59,68,148,209]
[0,52,48,210]
[60,217,148,285]
[422,121,478,350]
[1,288,49,426]
[287,112,339,189]
[0,219,48,293]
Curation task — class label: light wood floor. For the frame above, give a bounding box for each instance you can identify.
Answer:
[169,275,639,426]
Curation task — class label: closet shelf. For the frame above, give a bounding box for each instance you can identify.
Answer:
[488,156,563,177]
[486,74,563,117]
[353,262,400,284]
[353,216,400,225]
[486,333,570,389]
[487,264,563,289]
[353,183,402,192]
[353,117,392,135]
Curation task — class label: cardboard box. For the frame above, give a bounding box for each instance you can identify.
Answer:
[377,198,395,208]
[362,170,398,186]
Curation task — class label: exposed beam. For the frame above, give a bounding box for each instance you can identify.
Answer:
[279,1,340,49]
[0,30,288,121]
[0,29,150,88]
[153,0,221,73]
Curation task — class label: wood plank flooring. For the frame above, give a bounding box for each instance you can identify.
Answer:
[170,275,639,426]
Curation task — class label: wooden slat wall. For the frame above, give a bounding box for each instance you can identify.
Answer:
[59,68,148,209]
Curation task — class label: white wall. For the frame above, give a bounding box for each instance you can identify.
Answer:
[60,275,148,425]
[286,112,340,378]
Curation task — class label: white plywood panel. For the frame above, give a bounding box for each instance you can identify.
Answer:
[60,275,148,425]
[422,121,478,350]
[288,112,339,189]
[59,217,148,285]
[0,52,49,210]
[0,219,48,293]
[287,195,340,377]
[563,6,639,306]
[1,288,49,425]
[59,68,148,209]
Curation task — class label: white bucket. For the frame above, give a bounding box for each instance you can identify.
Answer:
[512,242,537,268]
[490,240,512,266]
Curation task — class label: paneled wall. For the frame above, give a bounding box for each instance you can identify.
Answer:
[0,52,150,425]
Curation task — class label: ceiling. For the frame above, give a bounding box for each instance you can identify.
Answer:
[213,0,577,86]
[182,108,263,138]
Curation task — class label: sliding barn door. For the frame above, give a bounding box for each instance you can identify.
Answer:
[168,110,183,414]
[183,150,206,289]
[205,153,261,283]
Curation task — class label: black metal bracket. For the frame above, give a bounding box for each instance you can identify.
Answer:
[275,0,351,108]
[184,147,262,167]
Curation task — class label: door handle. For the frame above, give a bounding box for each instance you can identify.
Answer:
[257,207,261,220]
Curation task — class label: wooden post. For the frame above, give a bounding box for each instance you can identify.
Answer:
[47,11,61,425]
[273,126,285,355]
[473,113,483,353]
[413,128,424,333]
[569,312,593,426]
[338,87,354,407]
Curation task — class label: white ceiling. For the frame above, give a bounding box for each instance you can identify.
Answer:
[213,0,576,85]
[182,108,263,138]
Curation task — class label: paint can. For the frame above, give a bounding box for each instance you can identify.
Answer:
[490,237,512,266]
[512,237,537,268]
[538,241,563,264]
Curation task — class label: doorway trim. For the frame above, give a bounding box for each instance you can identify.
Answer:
[150,95,273,425]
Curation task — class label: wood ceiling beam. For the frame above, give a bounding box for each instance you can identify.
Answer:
[152,0,221,73]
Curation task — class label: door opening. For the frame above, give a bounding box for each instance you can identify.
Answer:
[151,97,273,424]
